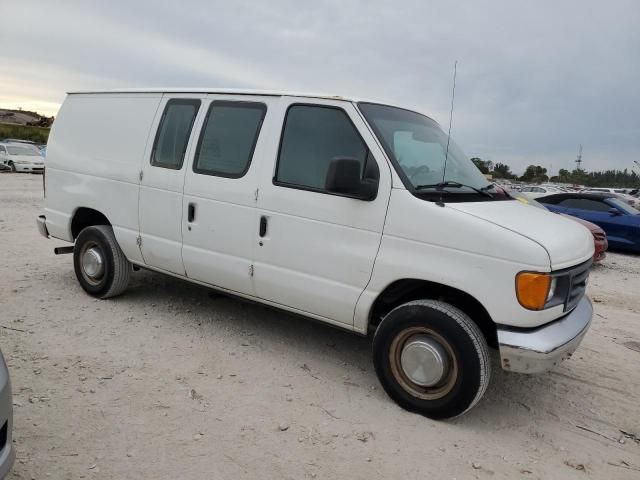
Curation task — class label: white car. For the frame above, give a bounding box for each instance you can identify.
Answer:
[584,187,626,194]
[36,89,594,419]
[519,185,565,199]
[0,142,45,173]
[582,188,639,209]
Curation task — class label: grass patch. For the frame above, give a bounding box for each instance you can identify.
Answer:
[0,123,50,144]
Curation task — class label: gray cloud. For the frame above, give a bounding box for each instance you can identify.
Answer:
[1,0,638,174]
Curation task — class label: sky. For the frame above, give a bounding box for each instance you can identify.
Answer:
[1,0,639,175]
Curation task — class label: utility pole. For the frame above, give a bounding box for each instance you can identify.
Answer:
[575,144,583,171]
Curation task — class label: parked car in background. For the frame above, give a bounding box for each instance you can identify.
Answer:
[584,187,627,194]
[611,192,640,210]
[0,138,37,145]
[512,193,607,262]
[519,185,565,199]
[0,142,45,173]
[538,193,640,253]
[583,188,640,207]
[0,347,14,478]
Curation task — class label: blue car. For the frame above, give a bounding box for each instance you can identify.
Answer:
[538,193,640,253]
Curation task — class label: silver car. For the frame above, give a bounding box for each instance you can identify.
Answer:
[0,349,13,478]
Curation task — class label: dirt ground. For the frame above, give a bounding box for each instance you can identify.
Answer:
[1,173,639,479]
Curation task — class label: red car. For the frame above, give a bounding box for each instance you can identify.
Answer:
[560,214,607,262]
[511,193,608,262]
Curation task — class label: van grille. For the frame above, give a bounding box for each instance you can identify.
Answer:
[564,260,591,312]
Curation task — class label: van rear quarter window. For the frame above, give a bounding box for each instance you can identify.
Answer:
[151,99,200,169]
[193,101,266,178]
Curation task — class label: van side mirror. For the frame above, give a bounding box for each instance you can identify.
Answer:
[608,208,622,216]
[325,157,378,200]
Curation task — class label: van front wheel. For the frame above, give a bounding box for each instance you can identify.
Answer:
[73,225,131,298]
[372,300,491,419]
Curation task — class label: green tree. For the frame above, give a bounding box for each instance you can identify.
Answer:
[557,168,570,182]
[493,162,515,179]
[470,157,493,174]
[520,165,548,183]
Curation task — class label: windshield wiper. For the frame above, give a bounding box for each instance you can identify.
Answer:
[415,181,494,198]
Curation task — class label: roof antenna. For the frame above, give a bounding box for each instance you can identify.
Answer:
[438,60,458,207]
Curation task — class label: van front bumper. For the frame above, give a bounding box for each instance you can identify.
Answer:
[497,296,592,374]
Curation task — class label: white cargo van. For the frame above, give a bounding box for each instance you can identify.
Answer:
[37,89,594,419]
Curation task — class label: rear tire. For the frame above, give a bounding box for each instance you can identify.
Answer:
[372,300,491,419]
[73,225,131,298]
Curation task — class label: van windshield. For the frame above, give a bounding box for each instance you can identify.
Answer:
[358,103,495,198]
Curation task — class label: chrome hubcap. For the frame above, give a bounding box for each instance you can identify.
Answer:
[82,247,104,280]
[400,335,448,387]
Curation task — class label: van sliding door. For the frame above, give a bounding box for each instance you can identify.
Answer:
[180,96,269,296]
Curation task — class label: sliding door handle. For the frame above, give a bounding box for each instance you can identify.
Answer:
[259,216,268,237]
[188,203,196,223]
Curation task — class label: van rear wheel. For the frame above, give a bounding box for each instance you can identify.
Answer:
[372,300,491,419]
[73,225,131,298]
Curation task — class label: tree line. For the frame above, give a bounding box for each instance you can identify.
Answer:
[471,158,640,188]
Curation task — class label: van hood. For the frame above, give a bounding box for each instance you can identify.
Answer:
[448,200,594,270]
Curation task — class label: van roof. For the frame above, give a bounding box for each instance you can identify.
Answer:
[67,88,369,103]
[66,88,439,124]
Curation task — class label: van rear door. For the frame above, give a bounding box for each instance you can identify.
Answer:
[138,94,203,274]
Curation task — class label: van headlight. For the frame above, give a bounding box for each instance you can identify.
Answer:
[516,272,568,310]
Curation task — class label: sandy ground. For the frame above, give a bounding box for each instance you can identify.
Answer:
[0,173,639,479]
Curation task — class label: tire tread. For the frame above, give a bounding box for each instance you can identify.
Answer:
[373,299,491,418]
[93,225,131,298]
[400,300,491,416]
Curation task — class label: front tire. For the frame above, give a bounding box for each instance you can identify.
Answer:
[9,162,16,173]
[372,300,491,419]
[73,225,131,298]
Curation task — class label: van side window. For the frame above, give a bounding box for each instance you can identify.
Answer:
[193,101,266,178]
[275,105,368,192]
[151,99,200,169]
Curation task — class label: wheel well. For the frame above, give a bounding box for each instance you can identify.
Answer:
[369,279,497,347]
[71,208,111,239]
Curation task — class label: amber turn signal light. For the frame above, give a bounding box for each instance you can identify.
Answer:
[516,272,551,310]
